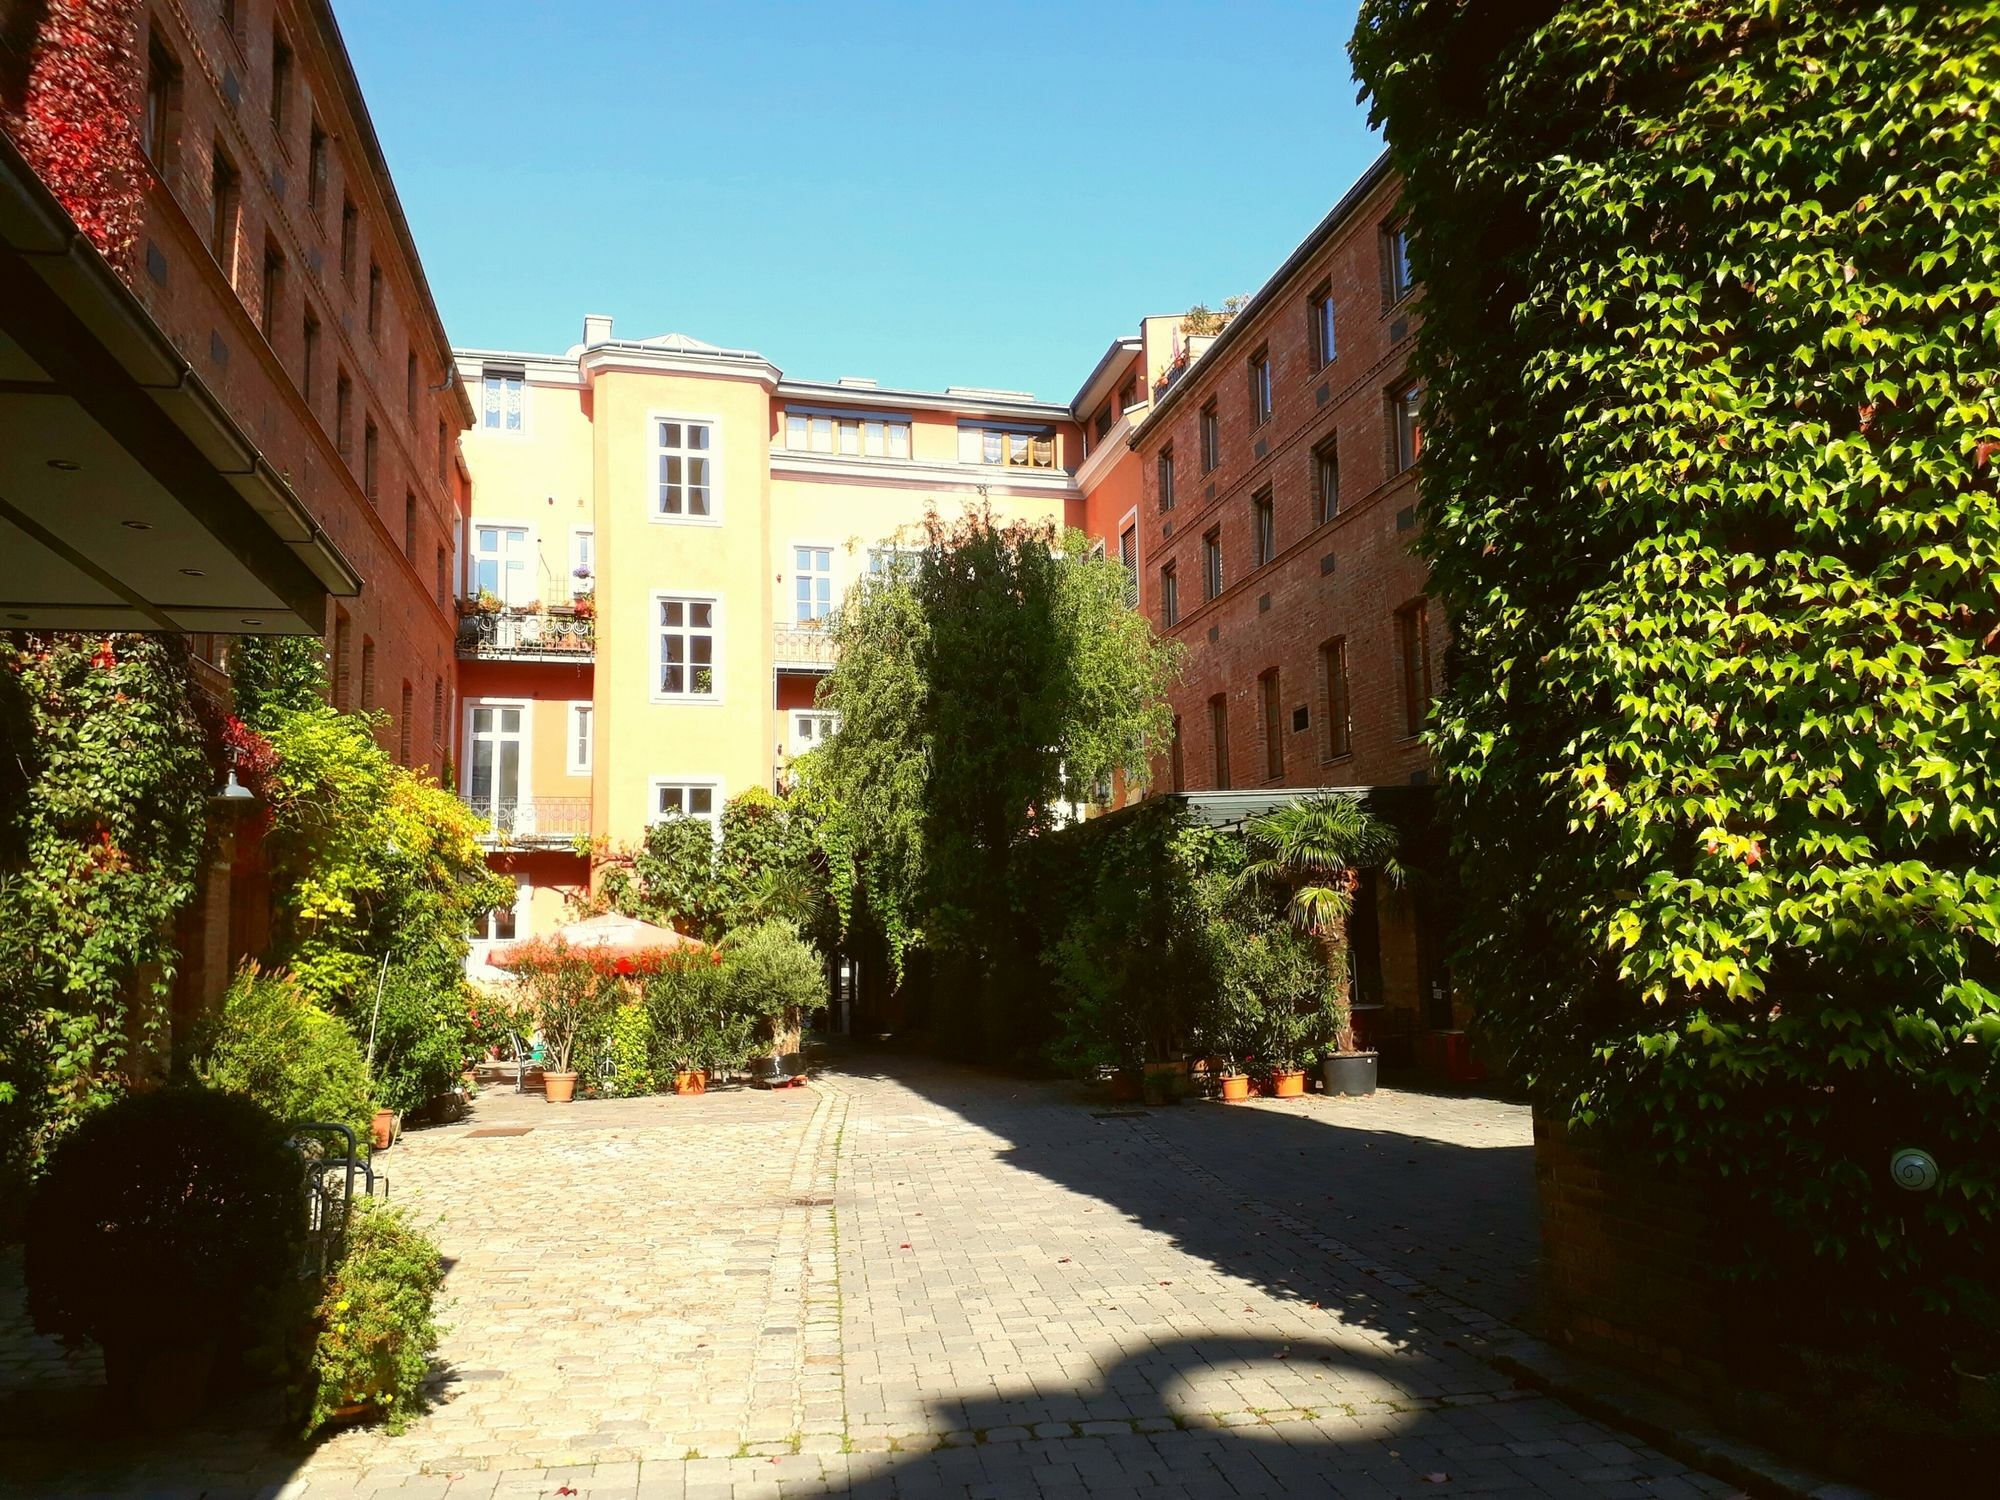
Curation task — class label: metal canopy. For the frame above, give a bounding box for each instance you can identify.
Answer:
[0,131,358,634]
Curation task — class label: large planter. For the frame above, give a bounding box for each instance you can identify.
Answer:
[543,1070,578,1103]
[1218,1072,1250,1103]
[369,1108,398,1151]
[1268,1068,1306,1099]
[103,1336,217,1431]
[672,1069,708,1096]
[1108,1068,1143,1103]
[1322,1051,1379,1097]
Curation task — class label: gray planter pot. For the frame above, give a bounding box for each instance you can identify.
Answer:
[1321,1051,1379,1097]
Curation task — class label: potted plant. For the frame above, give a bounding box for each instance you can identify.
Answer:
[509,938,620,1102]
[644,947,749,1099]
[1237,793,1403,1098]
[302,1198,445,1435]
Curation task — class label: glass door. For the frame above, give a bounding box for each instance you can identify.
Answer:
[466,704,526,836]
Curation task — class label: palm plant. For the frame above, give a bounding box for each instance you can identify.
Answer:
[1235,793,1403,1054]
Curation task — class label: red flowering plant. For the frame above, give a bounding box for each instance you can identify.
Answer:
[502,937,622,1078]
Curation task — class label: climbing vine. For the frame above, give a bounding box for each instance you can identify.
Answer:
[0,633,212,1192]
[1351,0,2000,1358]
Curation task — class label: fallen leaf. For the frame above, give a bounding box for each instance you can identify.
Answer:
[900,1243,911,1250]
[1424,1475,1450,1485]
[1058,1257,1070,1264]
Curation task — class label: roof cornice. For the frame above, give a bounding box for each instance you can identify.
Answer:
[1134,151,1397,445]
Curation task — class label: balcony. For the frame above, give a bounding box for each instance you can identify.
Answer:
[457,604,595,662]
[468,796,592,848]
[774,618,837,672]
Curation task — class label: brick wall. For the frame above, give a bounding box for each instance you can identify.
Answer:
[1133,167,1437,799]
[123,0,466,767]
[1533,1114,1731,1396]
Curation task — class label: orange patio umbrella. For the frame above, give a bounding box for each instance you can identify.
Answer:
[487,911,705,974]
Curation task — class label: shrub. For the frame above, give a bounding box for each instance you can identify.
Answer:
[719,919,825,1051]
[1226,925,1333,1074]
[302,1197,446,1436]
[198,964,374,1152]
[581,999,657,1097]
[366,962,474,1116]
[643,949,753,1074]
[26,1089,307,1359]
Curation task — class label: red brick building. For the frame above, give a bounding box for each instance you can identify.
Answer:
[1127,155,1469,1061]
[1,0,472,770]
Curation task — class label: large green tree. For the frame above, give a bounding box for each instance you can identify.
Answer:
[1351,1,2000,1356]
[819,507,1180,1054]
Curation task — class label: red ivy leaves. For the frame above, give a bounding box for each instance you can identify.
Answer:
[2,0,148,264]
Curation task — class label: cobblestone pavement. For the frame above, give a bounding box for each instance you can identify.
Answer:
[0,1055,1745,1499]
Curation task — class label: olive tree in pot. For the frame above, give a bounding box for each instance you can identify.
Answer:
[508,937,621,1102]
[1237,793,1402,1098]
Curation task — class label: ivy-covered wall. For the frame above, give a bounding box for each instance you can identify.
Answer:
[1351,0,2000,1399]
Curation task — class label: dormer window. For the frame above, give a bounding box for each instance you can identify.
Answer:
[784,409,910,458]
[959,421,1057,470]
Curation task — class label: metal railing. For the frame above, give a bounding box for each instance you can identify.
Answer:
[292,1122,379,1278]
[467,795,593,846]
[457,605,595,660]
[773,618,838,670]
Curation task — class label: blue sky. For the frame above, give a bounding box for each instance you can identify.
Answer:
[336,1,1381,404]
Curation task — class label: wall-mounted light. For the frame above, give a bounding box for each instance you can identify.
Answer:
[121,520,152,531]
[46,458,80,472]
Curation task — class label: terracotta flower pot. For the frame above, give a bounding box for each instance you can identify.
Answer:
[1108,1068,1143,1103]
[1218,1073,1250,1103]
[543,1070,578,1103]
[369,1108,397,1151]
[672,1069,708,1096]
[1269,1069,1305,1099]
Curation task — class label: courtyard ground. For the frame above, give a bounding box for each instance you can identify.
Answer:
[0,1053,1747,1499]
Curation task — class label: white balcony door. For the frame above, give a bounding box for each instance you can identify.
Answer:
[794,546,832,622]
[467,703,528,834]
[473,525,532,605]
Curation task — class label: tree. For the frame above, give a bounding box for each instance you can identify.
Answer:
[1236,794,1403,1053]
[819,506,1181,1055]
[1351,0,2000,1354]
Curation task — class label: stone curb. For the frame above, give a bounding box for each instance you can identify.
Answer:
[1488,1342,1879,1500]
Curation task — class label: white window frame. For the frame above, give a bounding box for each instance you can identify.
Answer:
[469,520,535,606]
[568,527,594,598]
[648,410,722,526]
[790,539,837,623]
[647,778,724,838]
[481,368,527,436]
[566,700,593,775]
[790,709,840,757]
[650,590,723,704]
[472,873,530,950]
[462,697,533,827]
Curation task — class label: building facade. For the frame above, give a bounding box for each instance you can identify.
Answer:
[1127,155,1468,1061]
[452,318,1089,966]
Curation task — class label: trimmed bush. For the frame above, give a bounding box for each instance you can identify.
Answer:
[644,949,753,1075]
[198,964,375,1152]
[303,1197,446,1436]
[367,962,474,1116]
[719,920,825,1050]
[26,1089,307,1359]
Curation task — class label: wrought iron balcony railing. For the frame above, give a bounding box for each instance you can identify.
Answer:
[457,605,595,661]
[467,796,592,847]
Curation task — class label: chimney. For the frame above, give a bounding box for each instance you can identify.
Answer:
[582,313,613,347]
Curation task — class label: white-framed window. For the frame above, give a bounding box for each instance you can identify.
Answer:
[654,594,719,700]
[474,874,529,944]
[465,701,529,834]
[791,710,840,757]
[794,546,833,622]
[785,411,911,458]
[569,528,594,597]
[957,424,1057,470]
[866,546,920,583]
[482,367,525,432]
[650,780,720,836]
[567,701,593,775]
[472,524,532,604]
[654,417,716,520]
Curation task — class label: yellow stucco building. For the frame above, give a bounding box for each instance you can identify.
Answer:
[453,315,1105,963]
